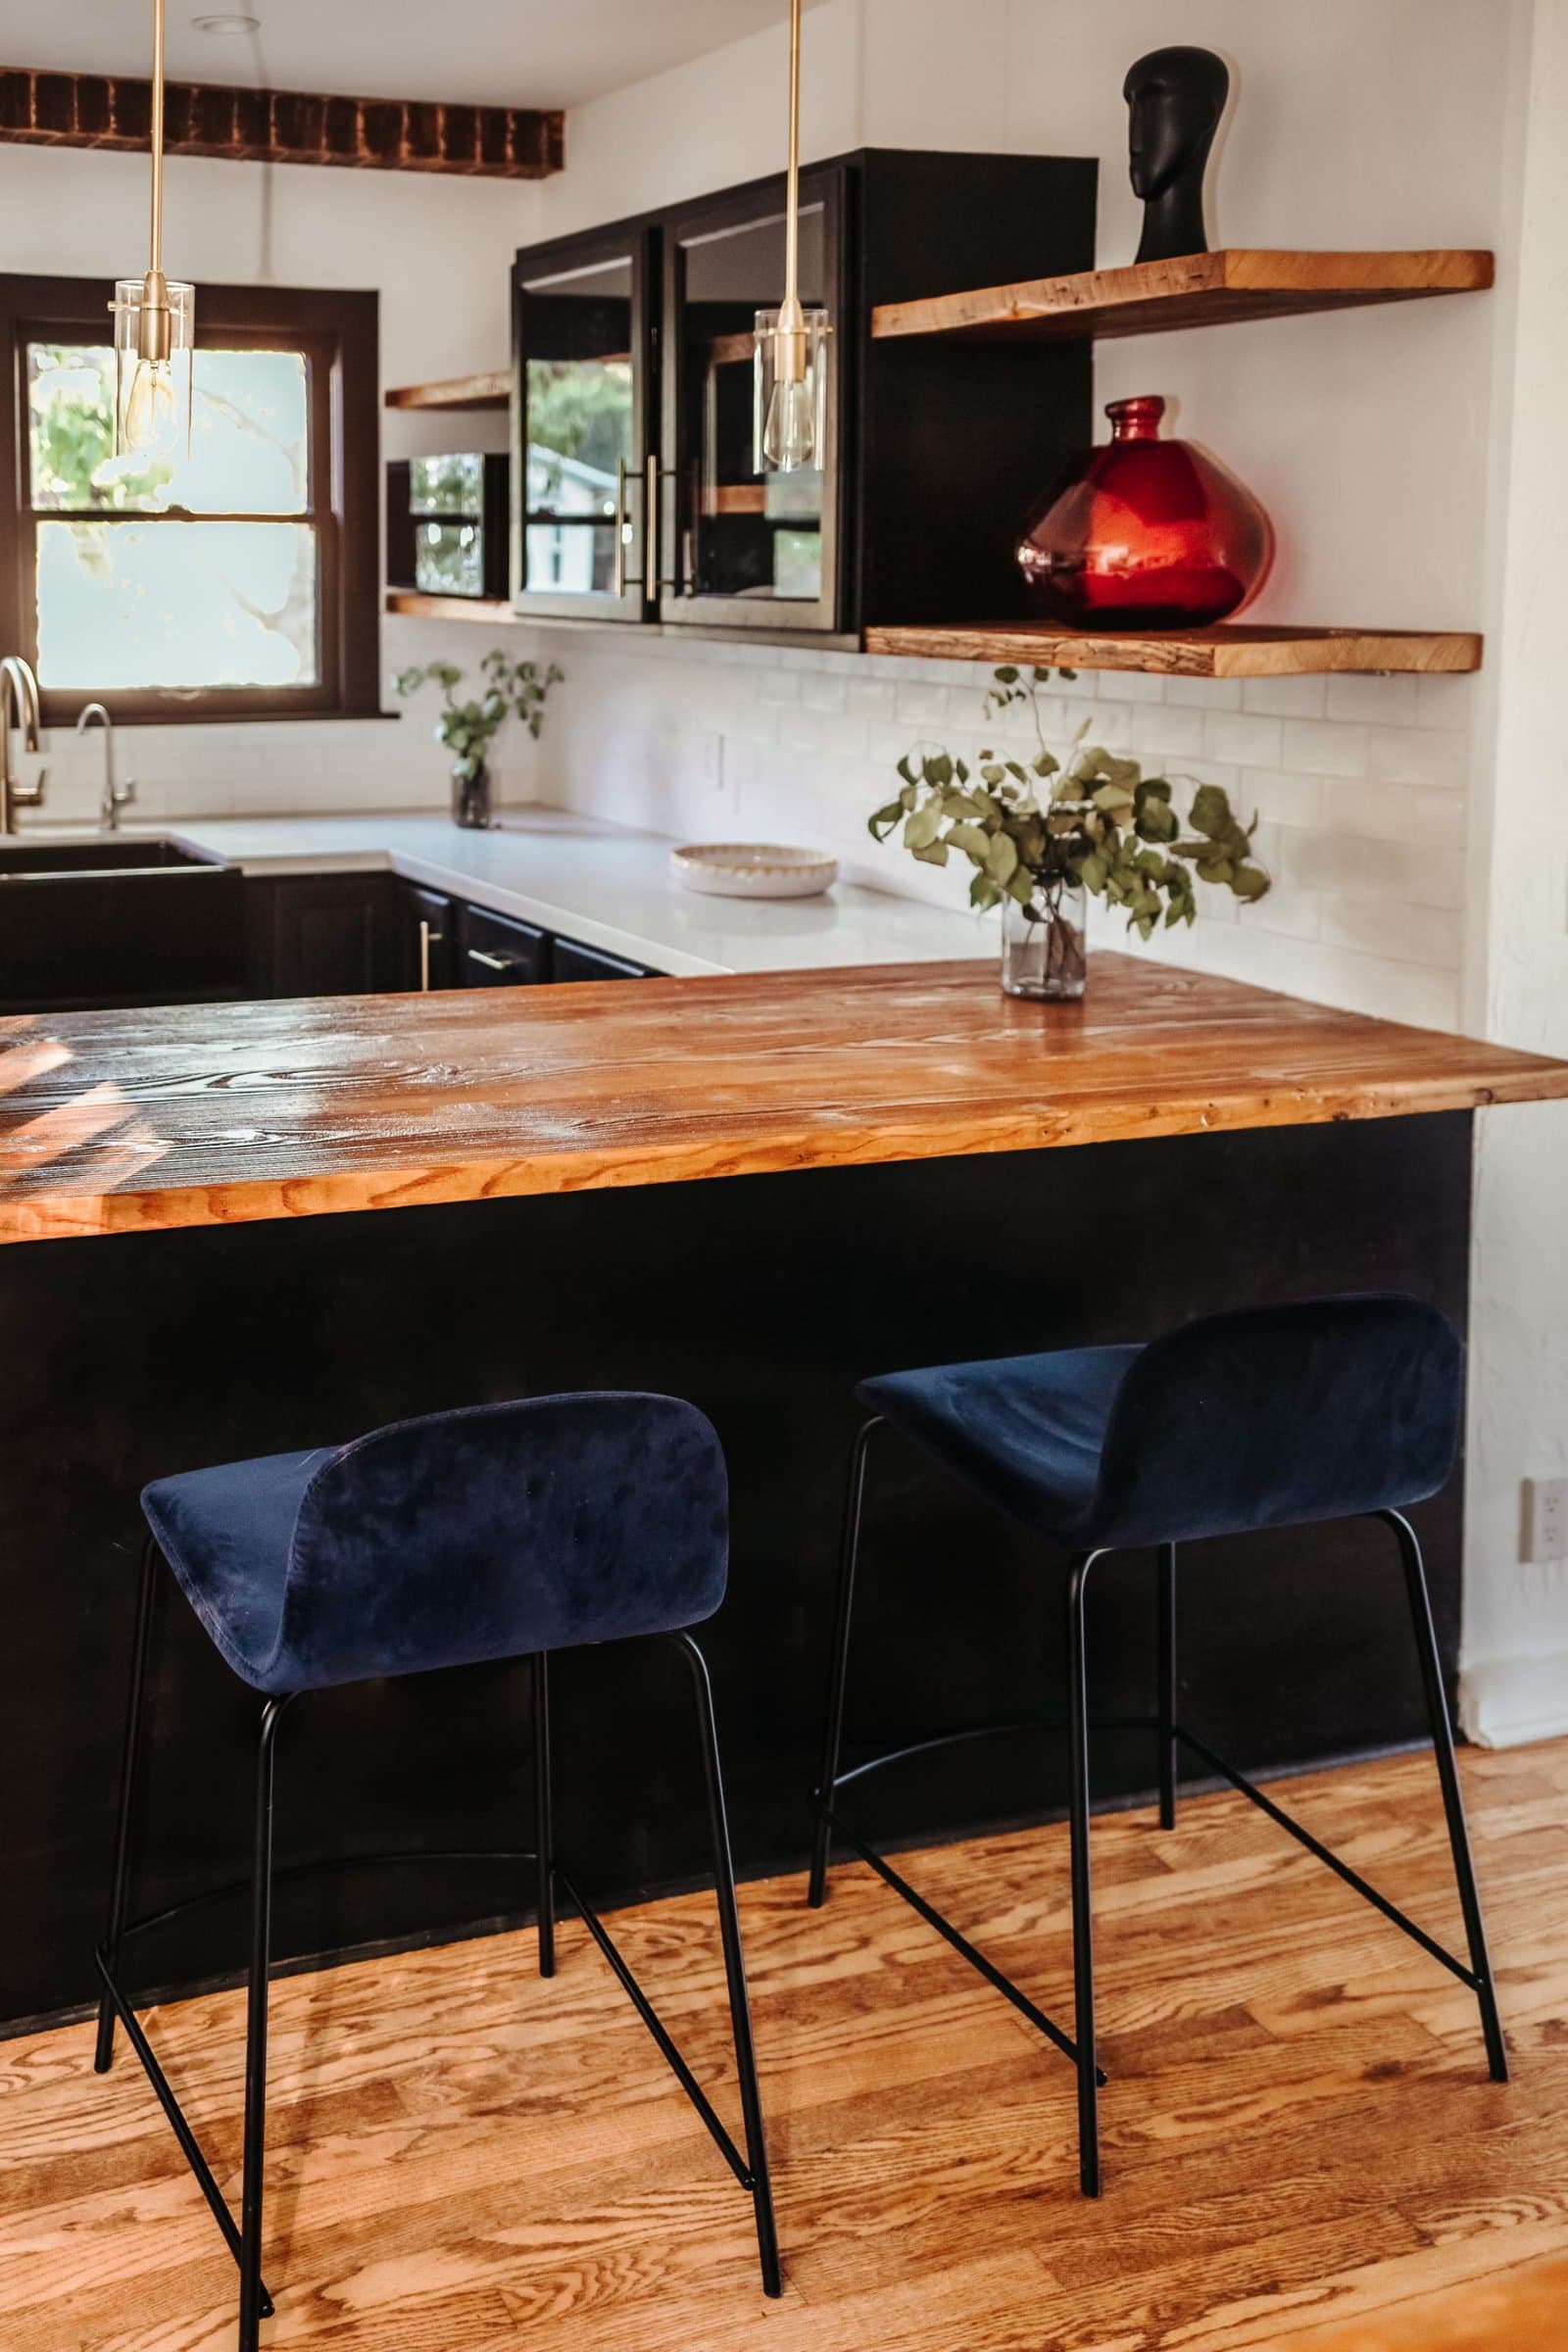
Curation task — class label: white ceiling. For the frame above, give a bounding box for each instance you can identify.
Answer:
[0,1,800,112]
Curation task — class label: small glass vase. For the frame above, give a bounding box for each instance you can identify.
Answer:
[1001,881,1088,1002]
[452,758,492,831]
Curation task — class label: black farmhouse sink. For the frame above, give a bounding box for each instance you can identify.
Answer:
[0,837,220,878]
[0,836,245,1011]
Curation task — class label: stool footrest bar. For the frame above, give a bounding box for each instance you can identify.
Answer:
[94,1947,275,2319]
[816,1803,1105,2083]
[118,1844,543,1948]
[832,1714,1161,1796]
[1176,1728,1482,1991]
[553,1868,756,2192]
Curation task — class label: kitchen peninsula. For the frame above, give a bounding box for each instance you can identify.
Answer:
[2,948,1565,2033]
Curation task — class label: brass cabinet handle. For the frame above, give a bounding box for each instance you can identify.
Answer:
[418,918,445,993]
[612,458,633,598]
[467,947,516,974]
[645,453,661,594]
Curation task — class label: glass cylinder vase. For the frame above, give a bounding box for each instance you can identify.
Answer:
[452,758,492,831]
[1001,881,1088,1002]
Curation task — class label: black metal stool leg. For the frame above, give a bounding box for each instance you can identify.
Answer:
[239,1698,288,2352]
[1157,1542,1178,1832]
[675,1634,782,2299]
[95,1533,159,2076]
[808,1417,880,1908]
[1380,1508,1509,2083]
[1066,1550,1111,2198]
[532,1651,556,1979]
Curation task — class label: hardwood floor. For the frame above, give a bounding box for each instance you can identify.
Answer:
[3,1742,1567,2351]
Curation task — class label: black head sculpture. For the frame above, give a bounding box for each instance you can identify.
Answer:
[1124,46,1231,266]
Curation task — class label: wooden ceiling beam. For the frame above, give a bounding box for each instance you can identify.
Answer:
[0,65,564,180]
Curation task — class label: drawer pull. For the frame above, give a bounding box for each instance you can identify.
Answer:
[417,918,445,993]
[467,947,518,975]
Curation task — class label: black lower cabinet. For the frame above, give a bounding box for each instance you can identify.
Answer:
[456,900,549,987]
[243,873,402,1000]
[552,936,656,984]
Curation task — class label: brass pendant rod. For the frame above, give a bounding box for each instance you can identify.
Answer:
[149,0,166,277]
[781,0,803,328]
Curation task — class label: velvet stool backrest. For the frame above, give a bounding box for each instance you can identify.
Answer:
[1087,1295,1462,1550]
[269,1391,729,1691]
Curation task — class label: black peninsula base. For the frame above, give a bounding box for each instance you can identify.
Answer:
[1,1113,1471,2032]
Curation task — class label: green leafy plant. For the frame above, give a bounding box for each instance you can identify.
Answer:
[395,649,564,782]
[869,664,1269,939]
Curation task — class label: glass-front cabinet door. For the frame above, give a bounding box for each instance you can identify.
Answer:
[511,227,653,622]
[662,169,845,636]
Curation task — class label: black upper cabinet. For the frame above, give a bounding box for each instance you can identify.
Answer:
[513,149,1098,641]
[662,165,849,636]
[511,222,657,624]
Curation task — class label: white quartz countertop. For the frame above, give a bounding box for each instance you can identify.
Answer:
[155,808,993,980]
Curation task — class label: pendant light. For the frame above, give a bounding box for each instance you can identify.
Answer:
[112,0,195,464]
[756,0,829,474]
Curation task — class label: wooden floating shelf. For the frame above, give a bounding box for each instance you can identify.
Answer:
[386,591,515,623]
[384,596,1482,678]
[864,624,1484,679]
[385,370,510,413]
[871,248,1494,344]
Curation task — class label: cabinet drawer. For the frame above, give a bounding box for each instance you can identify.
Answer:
[457,901,548,987]
[551,934,658,984]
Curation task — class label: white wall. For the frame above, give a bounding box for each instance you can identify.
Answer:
[1458,0,1568,1744]
[0,139,542,822]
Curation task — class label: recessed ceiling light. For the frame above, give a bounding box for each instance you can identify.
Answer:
[192,12,261,32]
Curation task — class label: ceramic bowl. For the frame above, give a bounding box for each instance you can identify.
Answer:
[670,843,839,900]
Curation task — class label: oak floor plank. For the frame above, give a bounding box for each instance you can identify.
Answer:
[3,1745,1566,2351]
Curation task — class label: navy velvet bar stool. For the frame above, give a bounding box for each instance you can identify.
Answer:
[94,1392,780,2348]
[808,1296,1507,2198]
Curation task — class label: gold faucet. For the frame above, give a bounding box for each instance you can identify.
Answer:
[0,657,46,834]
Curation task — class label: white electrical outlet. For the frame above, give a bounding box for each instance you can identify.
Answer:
[1521,1476,1568,1564]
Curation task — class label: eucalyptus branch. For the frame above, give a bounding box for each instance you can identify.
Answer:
[395,652,564,781]
[869,665,1269,939]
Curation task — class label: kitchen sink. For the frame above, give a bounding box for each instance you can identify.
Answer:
[0,836,244,1011]
[0,836,221,878]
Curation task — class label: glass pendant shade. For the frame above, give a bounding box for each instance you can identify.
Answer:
[755,308,829,474]
[114,276,195,466]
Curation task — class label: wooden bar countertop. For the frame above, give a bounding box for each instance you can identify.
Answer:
[0,957,1564,1247]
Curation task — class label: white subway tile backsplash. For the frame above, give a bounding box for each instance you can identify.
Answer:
[1366,725,1468,788]
[1281,718,1371,778]
[1167,674,1243,711]
[1240,675,1328,719]
[1201,710,1285,769]
[893,680,950,728]
[1326,672,1421,726]
[1319,777,1417,842]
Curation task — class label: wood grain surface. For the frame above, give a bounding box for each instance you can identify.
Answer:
[0,66,564,180]
[384,372,511,412]
[0,956,1563,1246]
[870,247,1495,343]
[864,623,1486,677]
[2,1742,1564,2351]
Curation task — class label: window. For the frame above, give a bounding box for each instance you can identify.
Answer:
[0,277,379,722]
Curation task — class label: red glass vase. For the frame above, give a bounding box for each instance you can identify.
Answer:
[1016,395,1274,630]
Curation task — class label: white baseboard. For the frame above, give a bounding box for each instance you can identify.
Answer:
[1460,1648,1568,1748]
